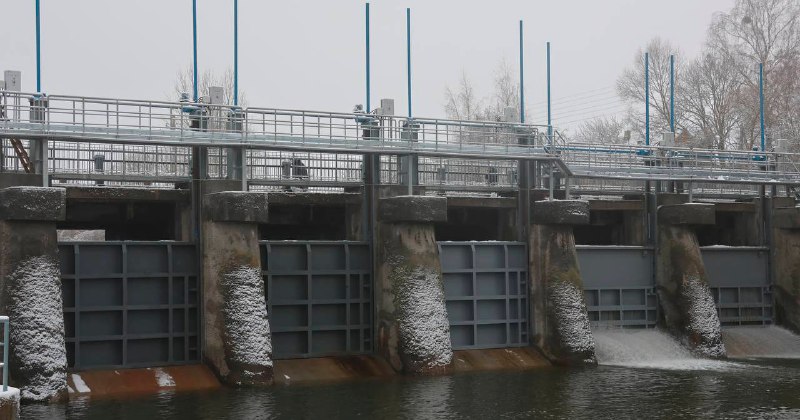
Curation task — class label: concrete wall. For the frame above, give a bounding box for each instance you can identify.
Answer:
[202,192,273,385]
[375,196,453,375]
[655,203,725,358]
[772,205,800,333]
[529,200,596,365]
[0,187,68,402]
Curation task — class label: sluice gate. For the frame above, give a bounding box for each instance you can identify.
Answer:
[261,241,372,359]
[439,242,529,350]
[59,241,199,370]
[578,245,773,328]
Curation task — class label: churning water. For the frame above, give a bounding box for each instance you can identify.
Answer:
[593,328,742,371]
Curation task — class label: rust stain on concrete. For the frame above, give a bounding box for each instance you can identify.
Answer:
[453,348,551,372]
[67,365,220,399]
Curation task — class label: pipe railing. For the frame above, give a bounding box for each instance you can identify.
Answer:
[0,316,8,392]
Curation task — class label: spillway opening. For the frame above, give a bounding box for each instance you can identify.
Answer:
[722,326,800,359]
[593,329,740,371]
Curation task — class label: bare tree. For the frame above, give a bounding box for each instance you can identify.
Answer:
[574,116,628,145]
[444,71,483,120]
[682,51,744,149]
[708,0,800,149]
[442,58,527,123]
[617,37,686,140]
[171,66,247,106]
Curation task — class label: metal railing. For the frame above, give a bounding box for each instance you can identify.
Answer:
[0,316,8,392]
[2,89,800,195]
[556,142,800,184]
[0,90,554,160]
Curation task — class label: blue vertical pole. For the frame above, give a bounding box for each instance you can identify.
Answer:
[547,41,551,138]
[645,52,650,146]
[670,54,675,133]
[760,62,765,151]
[519,20,524,123]
[234,0,238,106]
[406,8,412,119]
[365,3,370,112]
[36,0,41,92]
[192,0,198,102]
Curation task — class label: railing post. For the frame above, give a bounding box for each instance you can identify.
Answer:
[2,316,8,392]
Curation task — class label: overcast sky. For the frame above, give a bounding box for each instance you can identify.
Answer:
[1,0,735,131]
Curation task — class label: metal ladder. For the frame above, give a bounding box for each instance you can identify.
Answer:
[9,139,33,173]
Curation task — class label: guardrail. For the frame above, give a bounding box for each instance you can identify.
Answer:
[2,89,800,194]
[0,316,8,392]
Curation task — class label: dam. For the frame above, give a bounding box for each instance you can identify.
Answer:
[2,83,800,412]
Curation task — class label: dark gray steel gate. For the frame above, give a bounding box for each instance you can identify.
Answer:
[577,246,657,328]
[701,246,772,325]
[439,242,528,350]
[59,242,199,370]
[261,241,372,359]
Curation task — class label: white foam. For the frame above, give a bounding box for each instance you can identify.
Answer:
[70,374,91,394]
[153,368,176,387]
[593,329,742,371]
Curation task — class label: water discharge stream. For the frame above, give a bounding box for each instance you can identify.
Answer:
[593,328,740,371]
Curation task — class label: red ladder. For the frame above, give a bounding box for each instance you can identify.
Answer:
[9,139,33,173]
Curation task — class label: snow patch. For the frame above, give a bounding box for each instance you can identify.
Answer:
[153,368,176,388]
[8,256,67,401]
[70,374,90,394]
[394,267,453,369]
[684,275,726,358]
[548,281,595,359]
[221,266,273,368]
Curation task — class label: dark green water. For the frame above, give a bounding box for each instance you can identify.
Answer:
[20,358,800,419]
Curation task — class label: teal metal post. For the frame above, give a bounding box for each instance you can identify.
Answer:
[234,0,238,106]
[645,52,650,146]
[365,3,370,112]
[670,54,674,133]
[406,8,412,118]
[36,0,41,92]
[1,317,7,392]
[760,62,765,151]
[547,41,552,139]
[519,20,524,123]
[192,0,198,102]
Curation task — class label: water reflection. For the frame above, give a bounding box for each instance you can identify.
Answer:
[20,358,800,419]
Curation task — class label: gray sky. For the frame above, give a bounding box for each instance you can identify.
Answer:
[1,0,735,131]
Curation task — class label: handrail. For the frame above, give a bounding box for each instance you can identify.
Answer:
[0,315,8,392]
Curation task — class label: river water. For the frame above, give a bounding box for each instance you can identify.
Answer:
[21,329,800,419]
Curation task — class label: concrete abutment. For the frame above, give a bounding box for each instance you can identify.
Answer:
[375,196,454,375]
[655,203,725,358]
[0,187,68,402]
[529,200,596,365]
[202,192,274,385]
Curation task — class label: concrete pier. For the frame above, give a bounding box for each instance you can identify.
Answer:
[375,196,454,375]
[530,200,596,365]
[0,187,68,402]
[202,192,274,385]
[0,387,20,420]
[655,203,725,358]
[772,206,800,334]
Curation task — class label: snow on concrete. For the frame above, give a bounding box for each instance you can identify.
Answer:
[548,281,595,359]
[221,266,273,377]
[70,374,90,394]
[7,256,67,402]
[153,368,176,388]
[0,386,20,417]
[394,267,453,370]
[684,275,726,358]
